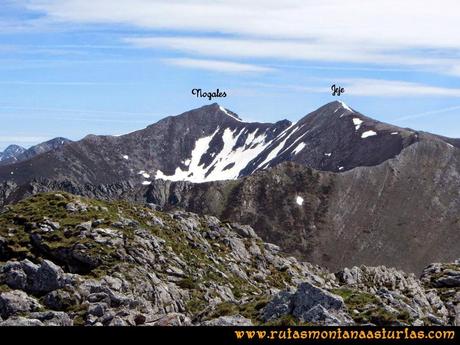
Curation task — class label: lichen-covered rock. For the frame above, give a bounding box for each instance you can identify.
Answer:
[2,259,71,294]
[291,283,351,324]
[27,311,73,326]
[149,313,191,326]
[30,260,68,294]
[0,316,44,326]
[262,283,353,325]
[43,288,81,310]
[300,305,349,325]
[0,290,41,318]
[231,224,258,239]
[420,260,460,326]
[335,265,449,325]
[1,261,28,290]
[203,315,252,326]
[262,291,294,321]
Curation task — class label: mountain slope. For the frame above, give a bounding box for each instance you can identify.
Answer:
[0,104,289,184]
[1,138,458,274]
[0,193,456,326]
[139,138,460,273]
[312,140,460,272]
[241,101,418,175]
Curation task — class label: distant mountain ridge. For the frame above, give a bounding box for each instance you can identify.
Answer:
[0,145,26,162]
[0,137,71,167]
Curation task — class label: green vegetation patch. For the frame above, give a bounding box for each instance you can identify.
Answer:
[332,288,413,325]
[204,294,272,324]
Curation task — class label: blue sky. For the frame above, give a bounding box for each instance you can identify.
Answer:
[1,0,460,150]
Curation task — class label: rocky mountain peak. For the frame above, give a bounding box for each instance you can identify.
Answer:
[212,103,244,122]
[0,138,72,167]
[336,100,354,112]
[158,103,245,129]
[0,145,26,160]
[296,100,355,126]
[0,145,26,162]
[3,145,26,155]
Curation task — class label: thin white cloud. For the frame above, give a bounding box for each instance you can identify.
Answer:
[126,37,459,76]
[267,64,412,73]
[396,105,460,121]
[0,81,127,86]
[339,79,460,97]
[24,1,460,49]
[252,79,460,98]
[127,37,448,67]
[163,58,273,73]
[245,82,325,94]
[0,105,154,116]
[12,1,460,76]
[1,114,149,124]
[0,135,51,144]
[449,65,460,76]
[0,58,161,71]
[0,105,156,123]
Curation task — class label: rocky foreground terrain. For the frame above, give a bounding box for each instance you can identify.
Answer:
[0,193,458,326]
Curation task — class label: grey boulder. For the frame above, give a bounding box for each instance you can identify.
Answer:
[0,290,41,318]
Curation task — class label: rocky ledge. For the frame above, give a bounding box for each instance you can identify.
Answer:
[0,193,458,326]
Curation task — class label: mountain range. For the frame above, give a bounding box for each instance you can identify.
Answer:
[0,145,26,163]
[0,101,439,184]
[0,101,459,273]
[0,138,71,167]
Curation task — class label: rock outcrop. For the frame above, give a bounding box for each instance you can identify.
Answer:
[0,193,458,326]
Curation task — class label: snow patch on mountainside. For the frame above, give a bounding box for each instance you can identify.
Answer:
[352,118,363,130]
[155,128,219,182]
[292,142,306,155]
[155,126,270,182]
[256,125,301,170]
[219,106,243,122]
[339,101,353,112]
[278,129,308,156]
[361,130,377,138]
[148,101,408,184]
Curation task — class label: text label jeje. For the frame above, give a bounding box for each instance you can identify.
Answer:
[331,84,345,96]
